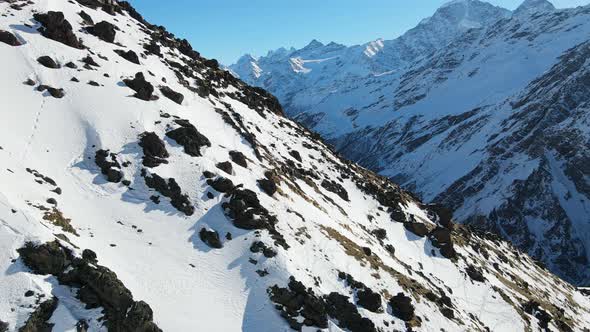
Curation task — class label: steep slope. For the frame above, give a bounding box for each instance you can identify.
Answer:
[231,1,590,286]
[1,1,590,332]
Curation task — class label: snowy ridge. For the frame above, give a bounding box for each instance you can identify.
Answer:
[231,0,590,286]
[0,0,589,332]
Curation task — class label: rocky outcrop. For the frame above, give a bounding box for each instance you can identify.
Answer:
[33,11,83,48]
[18,241,161,332]
[321,179,349,201]
[114,49,140,64]
[207,177,234,193]
[95,149,122,183]
[123,72,154,101]
[165,119,211,157]
[87,21,116,43]
[37,56,60,69]
[139,132,169,167]
[19,297,58,332]
[143,172,194,216]
[159,86,184,105]
[0,30,21,46]
[388,292,415,321]
[199,228,222,249]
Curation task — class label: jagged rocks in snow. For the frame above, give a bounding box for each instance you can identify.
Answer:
[0,320,7,332]
[82,249,97,264]
[37,56,60,69]
[229,150,247,168]
[404,222,430,237]
[165,119,211,157]
[37,85,65,98]
[94,149,123,183]
[33,11,83,48]
[249,241,277,258]
[114,49,140,64]
[143,172,194,216]
[268,277,328,330]
[144,41,162,57]
[19,297,58,332]
[87,21,116,43]
[65,61,77,69]
[199,228,223,249]
[288,149,302,162]
[159,86,184,105]
[466,265,486,283]
[18,241,162,332]
[389,292,415,322]
[78,10,94,25]
[81,55,100,67]
[207,177,235,193]
[216,161,233,175]
[123,72,154,101]
[321,179,349,201]
[0,30,21,46]
[257,178,277,196]
[223,189,275,230]
[139,132,169,167]
[356,288,382,313]
[324,292,377,332]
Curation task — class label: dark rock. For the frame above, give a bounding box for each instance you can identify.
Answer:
[321,180,349,201]
[362,247,372,256]
[20,297,58,332]
[37,85,65,98]
[216,161,233,175]
[95,149,122,183]
[37,56,59,69]
[17,240,69,275]
[46,198,57,205]
[325,292,377,332]
[114,49,140,64]
[123,72,154,101]
[144,173,194,216]
[81,55,99,67]
[428,204,454,229]
[65,61,78,69]
[206,192,214,199]
[522,301,552,330]
[159,86,184,105]
[229,150,248,168]
[250,241,277,258]
[268,277,328,329]
[106,168,123,183]
[289,150,302,162]
[143,42,161,57]
[207,177,234,193]
[466,264,486,282]
[76,320,89,332]
[0,29,21,46]
[24,78,36,86]
[389,292,415,321]
[88,80,100,86]
[257,178,277,196]
[199,228,223,249]
[371,228,387,240]
[139,132,169,168]
[404,222,430,237]
[79,11,94,25]
[88,21,116,43]
[0,320,8,332]
[356,288,382,313]
[440,307,455,319]
[33,11,83,48]
[202,171,215,179]
[24,290,35,297]
[82,249,97,263]
[430,227,451,246]
[165,120,211,157]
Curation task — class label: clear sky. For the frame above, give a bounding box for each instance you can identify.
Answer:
[127,0,590,65]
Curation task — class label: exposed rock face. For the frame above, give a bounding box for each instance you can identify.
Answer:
[257,178,277,196]
[207,177,234,193]
[389,292,415,321]
[229,150,247,168]
[199,228,222,249]
[18,241,161,332]
[37,56,60,69]
[139,132,169,167]
[88,20,116,43]
[165,119,211,156]
[95,149,123,183]
[159,86,184,104]
[33,11,83,48]
[321,179,349,201]
[123,72,154,101]
[143,172,194,216]
[114,49,140,64]
[0,30,21,46]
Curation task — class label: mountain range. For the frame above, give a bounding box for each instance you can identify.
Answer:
[229,0,590,287]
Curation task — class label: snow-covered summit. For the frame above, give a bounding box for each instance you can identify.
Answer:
[513,0,556,16]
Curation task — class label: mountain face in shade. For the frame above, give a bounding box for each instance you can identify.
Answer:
[230,1,590,286]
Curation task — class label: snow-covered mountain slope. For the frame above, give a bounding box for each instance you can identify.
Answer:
[1,0,590,331]
[230,0,590,286]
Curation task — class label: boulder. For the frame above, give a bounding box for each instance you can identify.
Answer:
[88,21,116,43]
[37,85,65,98]
[159,86,184,105]
[37,56,60,69]
[356,288,382,313]
[82,249,97,263]
[325,292,377,332]
[143,173,194,216]
[0,320,8,332]
[289,150,302,162]
[114,49,140,64]
[430,227,451,246]
[123,72,153,101]
[404,222,430,237]
[165,119,211,157]
[207,177,234,193]
[0,30,21,46]
[17,240,69,275]
[389,292,415,321]
[139,132,169,167]
[321,180,349,201]
[79,10,94,25]
[257,178,277,196]
[466,265,486,282]
[250,241,277,258]
[95,149,122,183]
[216,161,233,175]
[199,228,222,249]
[33,11,83,48]
[229,150,247,168]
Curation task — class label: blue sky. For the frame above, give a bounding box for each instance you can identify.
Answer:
[128,0,590,65]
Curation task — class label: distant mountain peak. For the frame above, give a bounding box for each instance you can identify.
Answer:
[514,0,556,16]
[304,39,324,49]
